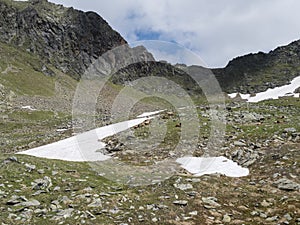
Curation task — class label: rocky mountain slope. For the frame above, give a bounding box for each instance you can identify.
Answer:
[213,40,300,93]
[0,0,127,78]
[0,0,197,96]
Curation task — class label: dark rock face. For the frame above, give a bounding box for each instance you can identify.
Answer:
[112,61,203,95]
[212,40,300,93]
[0,0,127,78]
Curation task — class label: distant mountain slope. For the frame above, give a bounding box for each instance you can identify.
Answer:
[0,0,299,95]
[213,40,300,93]
[111,39,300,95]
[0,0,127,78]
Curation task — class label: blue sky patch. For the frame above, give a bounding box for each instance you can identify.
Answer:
[135,30,162,41]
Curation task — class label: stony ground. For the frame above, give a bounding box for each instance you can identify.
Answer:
[0,91,299,224]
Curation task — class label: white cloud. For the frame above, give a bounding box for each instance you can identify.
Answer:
[49,0,300,68]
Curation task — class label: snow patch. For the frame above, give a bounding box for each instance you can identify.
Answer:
[176,156,249,177]
[228,93,238,99]
[240,93,251,100]
[21,106,36,111]
[17,117,150,162]
[247,75,300,102]
[228,75,300,102]
[17,109,250,179]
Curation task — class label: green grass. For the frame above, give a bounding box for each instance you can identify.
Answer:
[0,42,55,96]
[8,110,55,122]
[258,96,300,108]
[0,110,72,153]
[0,95,299,224]
[225,98,300,142]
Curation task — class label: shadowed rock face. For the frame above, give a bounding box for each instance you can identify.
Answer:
[0,0,127,78]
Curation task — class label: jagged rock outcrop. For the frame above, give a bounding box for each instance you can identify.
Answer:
[82,44,203,95]
[111,61,203,95]
[213,40,300,93]
[0,0,127,78]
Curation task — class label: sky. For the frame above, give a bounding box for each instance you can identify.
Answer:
[49,0,300,68]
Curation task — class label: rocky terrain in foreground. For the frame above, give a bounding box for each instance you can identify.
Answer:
[0,96,299,224]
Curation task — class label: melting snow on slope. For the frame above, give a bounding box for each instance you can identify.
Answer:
[176,156,249,177]
[17,109,249,178]
[17,117,150,162]
[228,75,300,102]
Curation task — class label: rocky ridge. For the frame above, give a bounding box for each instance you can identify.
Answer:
[213,40,300,93]
[0,0,127,78]
[1,0,300,95]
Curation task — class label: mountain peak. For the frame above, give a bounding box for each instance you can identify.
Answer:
[0,0,128,78]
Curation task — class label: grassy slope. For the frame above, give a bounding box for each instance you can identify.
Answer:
[0,41,78,153]
[0,42,55,96]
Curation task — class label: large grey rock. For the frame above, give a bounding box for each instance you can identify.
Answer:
[88,198,102,208]
[201,197,221,208]
[55,208,74,219]
[234,140,247,147]
[25,163,36,172]
[173,200,188,206]
[17,199,40,207]
[173,183,193,191]
[31,176,52,191]
[283,127,297,133]
[274,178,300,191]
[6,195,27,205]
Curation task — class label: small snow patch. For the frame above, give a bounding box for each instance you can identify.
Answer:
[228,75,300,103]
[137,110,165,118]
[228,93,238,99]
[248,75,300,102]
[176,156,249,177]
[21,106,36,111]
[240,93,251,100]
